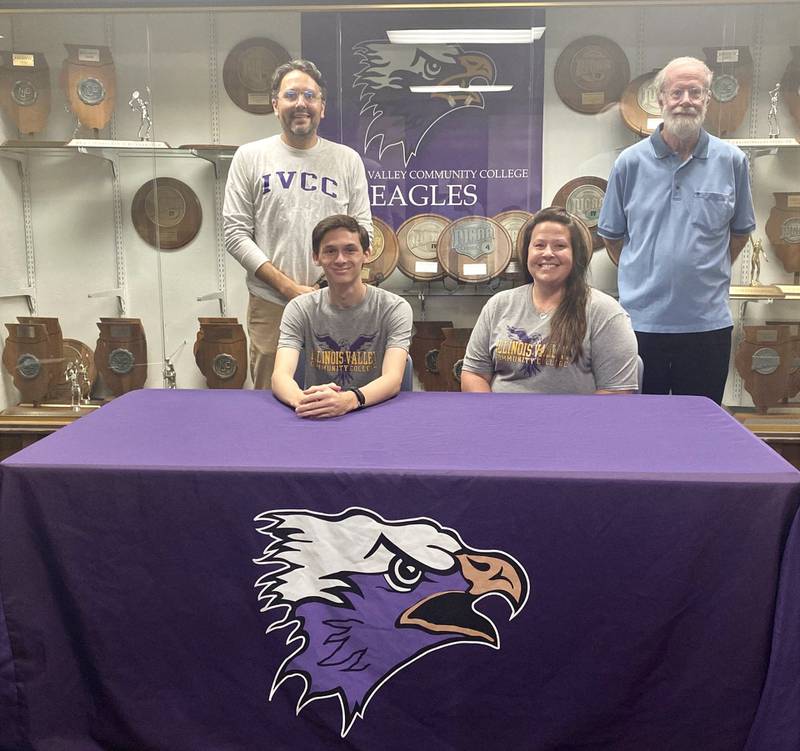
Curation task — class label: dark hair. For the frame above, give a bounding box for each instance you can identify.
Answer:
[312,215,370,256]
[271,59,327,100]
[517,206,592,366]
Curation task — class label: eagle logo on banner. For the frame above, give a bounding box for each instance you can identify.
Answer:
[353,42,497,166]
[253,507,530,737]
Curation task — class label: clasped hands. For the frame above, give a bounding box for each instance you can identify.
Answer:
[294,382,358,419]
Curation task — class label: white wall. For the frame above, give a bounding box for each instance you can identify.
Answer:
[0,2,798,410]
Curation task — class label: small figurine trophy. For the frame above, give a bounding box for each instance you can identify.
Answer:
[767,83,781,139]
[750,237,768,286]
[128,86,152,141]
[65,362,82,412]
[163,357,177,389]
[78,361,91,401]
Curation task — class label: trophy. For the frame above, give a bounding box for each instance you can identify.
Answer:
[410,320,453,391]
[194,318,248,389]
[396,214,449,282]
[437,216,513,284]
[222,37,290,115]
[781,47,800,133]
[494,210,534,281]
[703,46,753,137]
[128,86,152,141]
[2,322,51,405]
[620,70,662,136]
[0,51,50,136]
[62,44,116,136]
[767,83,781,138]
[735,325,794,412]
[749,237,768,286]
[552,177,607,251]
[362,218,399,286]
[95,318,147,397]
[131,177,202,250]
[765,193,800,273]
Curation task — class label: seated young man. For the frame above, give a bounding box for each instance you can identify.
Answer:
[271,214,412,418]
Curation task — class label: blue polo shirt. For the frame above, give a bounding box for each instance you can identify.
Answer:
[597,126,755,333]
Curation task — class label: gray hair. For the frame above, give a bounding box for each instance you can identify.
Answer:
[654,56,713,95]
[270,59,327,100]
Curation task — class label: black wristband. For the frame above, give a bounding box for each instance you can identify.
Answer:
[347,387,366,409]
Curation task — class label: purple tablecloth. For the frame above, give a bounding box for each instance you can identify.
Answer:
[0,390,798,750]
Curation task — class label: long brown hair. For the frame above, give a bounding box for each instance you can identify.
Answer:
[517,206,591,367]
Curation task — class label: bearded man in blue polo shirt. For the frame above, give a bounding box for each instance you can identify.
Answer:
[598,56,756,405]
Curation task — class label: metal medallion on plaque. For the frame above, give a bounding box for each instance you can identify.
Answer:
[396,214,449,282]
[437,215,512,284]
[735,325,794,411]
[222,38,291,115]
[131,177,202,251]
[62,45,116,133]
[620,70,662,137]
[703,47,753,137]
[2,322,51,405]
[194,318,248,389]
[552,177,607,252]
[553,35,630,114]
[95,318,147,397]
[781,47,800,134]
[0,51,50,135]
[362,217,399,286]
[766,193,800,273]
[410,320,453,391]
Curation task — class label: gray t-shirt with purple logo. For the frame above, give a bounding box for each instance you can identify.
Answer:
[463,285,638,393]
[278,285,412,389]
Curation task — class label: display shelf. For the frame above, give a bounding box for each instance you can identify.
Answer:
[724,138,800,158]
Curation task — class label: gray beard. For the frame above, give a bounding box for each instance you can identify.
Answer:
[662,110,704,142]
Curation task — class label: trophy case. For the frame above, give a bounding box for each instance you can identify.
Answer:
[0,0,799,451]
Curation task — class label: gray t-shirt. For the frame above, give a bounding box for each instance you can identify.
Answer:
[463,285,638,393]
[278,285,413,389]
[223,135,373,306]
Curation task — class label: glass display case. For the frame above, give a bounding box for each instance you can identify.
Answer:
[0,0,798,429]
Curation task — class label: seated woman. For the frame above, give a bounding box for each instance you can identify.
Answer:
[461,206,638,394]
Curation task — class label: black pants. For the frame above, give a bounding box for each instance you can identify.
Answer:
[635,327,733,405]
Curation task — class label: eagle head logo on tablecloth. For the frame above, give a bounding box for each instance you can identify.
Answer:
[353,42,496,166]
[253,507,529,736]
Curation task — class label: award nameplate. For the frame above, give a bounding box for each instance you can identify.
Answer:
[704,47,753,137]
[766,192,800,273]
[0,51,50,135]
[397,214,449,281]
[194,317,248,389]
[553,35,630,114]
[438,327,473,392]
[410,320,453,392]
[131,177,202,250]
[363,217,399,286]
[781,47,800,134]
[493,210,533,281]
[735,325,794,411]
[552,176,608,251]
[95,318,147,397]
[62,44,116,133]
[437,215,512,284]
[222,37,291,115]
[620,70,662,137]
[2,322,52,405]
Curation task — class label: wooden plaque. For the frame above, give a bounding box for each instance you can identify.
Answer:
[766,193,800,273]
[194,318,248,389]
[765,321,800,401]
[2,322,51,405]
[131,177,202,250]
[62,44,115,132]
[363,217,399,286]
[437,216,512,284]
[552,177,607,251]
[0,51,50,135]
[17,316,63,399]
[437,327,473,392]
[222,38,290,115]
[735,325,794,412]
[410,320,453,392]
[620,70,662,137]
[704,46,752,138]
[95,318,147,397]
[553,35,630,114]
[781,47,800,135]
[396,214,448,282]
[494,210,534,280]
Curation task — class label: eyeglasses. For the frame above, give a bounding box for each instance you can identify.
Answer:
[666,87,708,103]
[279,89,322,104]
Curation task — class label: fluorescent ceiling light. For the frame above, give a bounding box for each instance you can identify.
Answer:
[409,85,513,93]
[387,28,545,45]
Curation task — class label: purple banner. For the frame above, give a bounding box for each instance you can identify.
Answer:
[303,11,545,228]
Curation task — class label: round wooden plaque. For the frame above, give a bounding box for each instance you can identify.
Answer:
[493,210,533,280]
[552,177,608,251]
[363,217,399,286]
[781,47,800,135]
[223,38,290,115]
[437,215,512,284]
[131,177,202,251]
[554,35,630,115]
[620,70,662,137]
[396,214,449,282]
